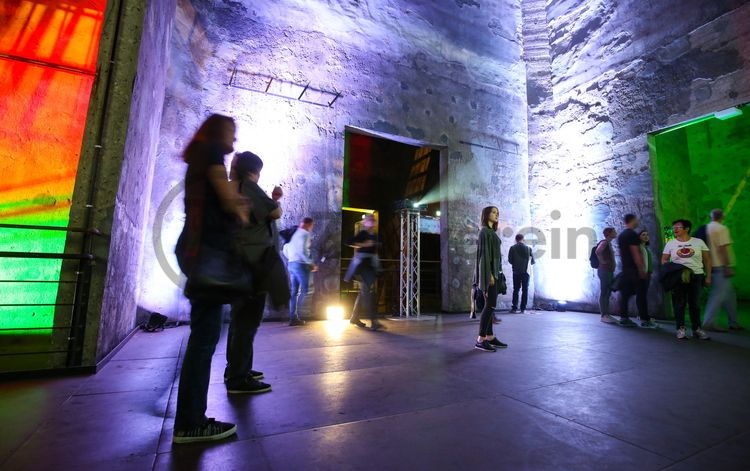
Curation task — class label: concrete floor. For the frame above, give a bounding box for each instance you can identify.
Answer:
[2,310,750,471]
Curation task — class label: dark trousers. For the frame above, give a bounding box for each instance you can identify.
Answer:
[224,293,266,383]
[175,299,223,431]
[672,274,704,330]
[479,284,497,337]
[350,266,376,322]
[635,275,651,321]
[618,271,639,320]
[511,272,529,310]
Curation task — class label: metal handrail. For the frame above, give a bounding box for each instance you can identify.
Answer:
[0,222,100,372]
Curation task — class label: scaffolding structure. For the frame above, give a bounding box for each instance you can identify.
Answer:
[398,208,421,318]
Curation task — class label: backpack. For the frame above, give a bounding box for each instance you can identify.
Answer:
[589,242,601,269]
[279,226,298,245]
[692,224,709,245]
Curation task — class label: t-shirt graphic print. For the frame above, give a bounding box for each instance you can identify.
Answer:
[663,237,709,275]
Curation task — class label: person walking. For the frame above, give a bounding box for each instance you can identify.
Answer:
[596,227,618,324]
[224,151,286,395]
[474,206,508,352]
[344,214,385,330]
[661,219,712,340]
[616,214,648,328]
[284,217,317,326]
[703,209,743,332]
[173,114,247,444]
[637,230,657,328]
[508,233,534,313]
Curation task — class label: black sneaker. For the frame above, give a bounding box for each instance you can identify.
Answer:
[226,378,272,395]
[371,321,387,331]
[509,309,518,314]
[619,318,637,327]
[350,319,366,327]
[520,310,526,314]
[173,418,236,444]
[488,338,508,349]
[289,319,306,326]
[474,340,496,352]
[249,369,264,380]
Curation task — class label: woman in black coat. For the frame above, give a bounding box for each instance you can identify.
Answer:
[474,206,508,352]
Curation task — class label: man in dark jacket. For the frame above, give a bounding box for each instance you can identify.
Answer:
[508,233,534,313]
[224,151,289,395]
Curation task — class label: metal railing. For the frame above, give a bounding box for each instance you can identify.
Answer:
[0,223,100,374]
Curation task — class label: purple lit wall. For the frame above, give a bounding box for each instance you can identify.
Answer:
[138,0,529,317]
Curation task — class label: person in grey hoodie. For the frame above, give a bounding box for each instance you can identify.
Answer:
[474,206,508,352]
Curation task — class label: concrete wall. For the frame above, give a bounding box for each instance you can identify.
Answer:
[525,0,750,314]
[59,0,177,364]
[140,0,529,318]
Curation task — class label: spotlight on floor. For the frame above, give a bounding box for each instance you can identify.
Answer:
[555,300,568,312]
[435,210,441,217]
[326,305,345,321]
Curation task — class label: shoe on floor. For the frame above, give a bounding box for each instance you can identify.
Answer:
[619,318,637,327]
[226,378,272,395]
[371,321,387,331]
[676,326,688,340]
[693,328,711,341]
[350,319,366,328]
[703,324,728,333]
[249,369,264,380]
[520,310,526,314]
[488,338,508,349]
[600,315,618,324]
[640,319,659,329]
[289,319,306,326]
[509,309,518,314]
[474,340,496,352]
[173,418,236,444]
[729,325,746,331]
[492,315,502,324]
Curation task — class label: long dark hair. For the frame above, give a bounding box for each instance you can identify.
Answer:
[480,206,498,231]
[183,114,235,164]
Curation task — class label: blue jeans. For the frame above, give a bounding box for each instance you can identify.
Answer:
[175,299,223,431]
[597,270,613,316]
[703,268,738,327]
[288,262,311,320]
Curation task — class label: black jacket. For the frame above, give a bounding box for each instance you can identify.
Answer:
[659,262,694,292]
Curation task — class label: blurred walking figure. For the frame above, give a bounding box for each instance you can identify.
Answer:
[703,209,743,332]
[508,233,534,313]
[474,206,507,352]
[284,217,317,326]
[173,114,247,444]
[344,214,384,330]
[595,227,618,324]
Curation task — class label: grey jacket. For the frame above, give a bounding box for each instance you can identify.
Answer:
[474,226,502,292]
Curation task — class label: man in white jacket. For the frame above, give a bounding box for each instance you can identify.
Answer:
[284,217,317,325]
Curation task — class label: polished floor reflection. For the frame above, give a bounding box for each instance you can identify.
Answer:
[2,310,750,470]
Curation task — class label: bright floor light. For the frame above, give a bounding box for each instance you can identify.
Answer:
[326,305,345,321]
[435,210,441,217]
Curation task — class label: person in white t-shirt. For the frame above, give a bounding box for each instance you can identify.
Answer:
[703,209,743,332]
[661,219,712,340]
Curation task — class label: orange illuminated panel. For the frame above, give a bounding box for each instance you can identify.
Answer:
[0,1,106,333]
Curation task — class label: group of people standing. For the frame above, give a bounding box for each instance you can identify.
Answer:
[595,211,742,339]
[171,114,384,444]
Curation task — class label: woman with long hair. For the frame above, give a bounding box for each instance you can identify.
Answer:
[173,114,248,444]
[474,206,508,352]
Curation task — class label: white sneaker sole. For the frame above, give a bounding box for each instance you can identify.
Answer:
[173,424,237,444]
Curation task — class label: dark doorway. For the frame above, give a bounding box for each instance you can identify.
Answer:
[341,128,442,315]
